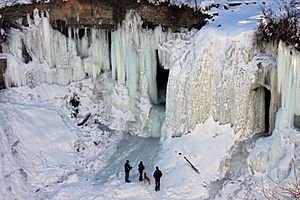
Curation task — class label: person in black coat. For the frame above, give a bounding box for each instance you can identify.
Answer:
[153,166,163,191]
[124,160,132,183]
[138,161,145,181]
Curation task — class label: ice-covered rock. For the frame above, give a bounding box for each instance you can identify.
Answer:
[247,41,300,184]
[161,28,267,138]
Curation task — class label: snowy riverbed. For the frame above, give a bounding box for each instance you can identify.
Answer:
[0,81,239,199]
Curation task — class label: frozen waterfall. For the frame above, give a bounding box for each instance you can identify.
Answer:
[160,29,267,139]
[5,9,110,87]
[276,41,300,130]
[2,9,174,137]
[2,9,276,139]
[110,11,172,110]
[248,41,300,181]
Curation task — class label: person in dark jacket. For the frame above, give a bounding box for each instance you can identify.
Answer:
[138,161,145,181]
[153,166,163,191]
[124,160,132,183]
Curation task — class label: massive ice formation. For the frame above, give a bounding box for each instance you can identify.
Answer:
[5,9,110,87]
[2,9,275,138]
[248,42,300,181]
[2,9,172,137]
[268,42,300,178]
[160,28,268,138]
[98,11,172,137]
[110,11,171,109]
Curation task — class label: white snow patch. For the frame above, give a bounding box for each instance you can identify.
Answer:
[156,117,238,199]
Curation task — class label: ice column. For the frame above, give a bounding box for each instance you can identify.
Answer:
[276,41,300,129]
[110,11,171,109]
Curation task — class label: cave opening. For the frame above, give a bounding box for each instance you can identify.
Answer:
[264,87,271,133]
[78,28,91,39]
[51,20,69,37]
[155,50,169,105]
[108,31,112,71]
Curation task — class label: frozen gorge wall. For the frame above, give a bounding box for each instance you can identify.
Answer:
[160,28,268,138]
[247,42,300,181]
[110,11,172,108]
[4,9,110,87]
[3,9,273,138]
[3,9,172,137]
[4,9,171,97]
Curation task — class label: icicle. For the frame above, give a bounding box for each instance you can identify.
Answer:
[5,54,27,87]
[33,8,41,26]
[110,10,170,107]
[41,14,52,67]
[27,13,32,27]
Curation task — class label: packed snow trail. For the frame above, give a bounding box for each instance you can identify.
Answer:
[95,133,161,184]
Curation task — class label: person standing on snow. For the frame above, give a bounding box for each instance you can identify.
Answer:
[138,161,145,181]
[124,160,132,183]
[153,166,163,191]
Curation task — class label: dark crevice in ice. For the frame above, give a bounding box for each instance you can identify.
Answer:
[155,49,169,106]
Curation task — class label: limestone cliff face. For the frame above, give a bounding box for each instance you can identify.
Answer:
[0,0,210,31]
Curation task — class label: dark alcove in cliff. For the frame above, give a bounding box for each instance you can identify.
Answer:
[264,87,271,133]
[156,50,169,105]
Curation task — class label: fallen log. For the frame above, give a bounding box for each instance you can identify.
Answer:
[77,113,91,126]
[184,156,200,174]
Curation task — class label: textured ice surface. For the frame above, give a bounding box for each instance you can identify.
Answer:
[2,5,268,139]
[5,9,110,87]
[276,41,300,129]
[2,10,173,136]
[161,28,266,138]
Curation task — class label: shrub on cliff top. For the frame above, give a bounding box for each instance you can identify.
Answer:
[256,0,300,50]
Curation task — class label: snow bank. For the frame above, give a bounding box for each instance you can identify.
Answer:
[148,0,260,11]
[0,100,77,199]
[156,117,238,199]
[0,80,124,199]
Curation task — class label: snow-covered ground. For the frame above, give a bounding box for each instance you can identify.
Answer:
[0,81,238,199]
[0,80,123,199]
